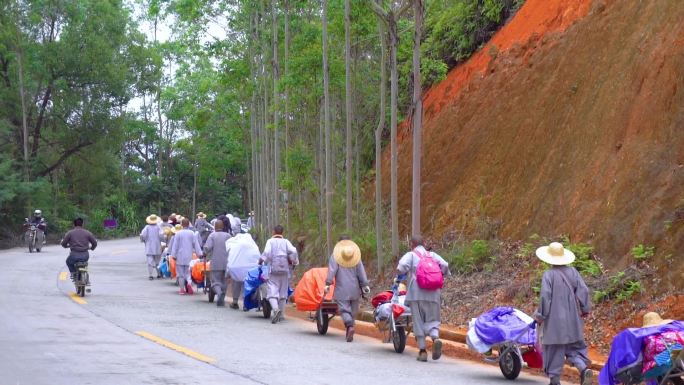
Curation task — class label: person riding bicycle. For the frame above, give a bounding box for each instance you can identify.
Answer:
[61,217,97,281]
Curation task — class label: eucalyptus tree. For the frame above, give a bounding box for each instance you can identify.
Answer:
[344,0,353,232]
[322,0,333,256]
[411,0,423,237]
[369,0,412,257]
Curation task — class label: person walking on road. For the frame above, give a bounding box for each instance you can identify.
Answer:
[246,211,255,229]
[396,235,450,362]
[194,212,213,247]
[226,232,261,310]
[169,218,203,295]
[203,220,232,306]
[533,242,593,385]
[259,225,298,324]
[61,217,98,284]
[325,238,370,342]
[140,214,164,280]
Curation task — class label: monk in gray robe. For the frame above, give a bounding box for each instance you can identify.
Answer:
[259,225,298,324]
[397,235,449,362]
[169,218,203,295]
[203,220,232,306]
[533,242,593,385]
[140,214,164,280]
[194,212,213,247]
[325,238,369,342]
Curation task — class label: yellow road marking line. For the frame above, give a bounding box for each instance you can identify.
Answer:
[59,272,68,281]
[135,331,216,363]
[69,292,87,305]
[110,249,128,256]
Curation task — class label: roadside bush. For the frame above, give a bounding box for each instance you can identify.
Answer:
[592,271,643,303]
[631,244,655,261]
[566,242,602,277]
[445,239,493,274]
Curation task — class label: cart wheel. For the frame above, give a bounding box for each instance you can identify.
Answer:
[316,309,329,335]
[658,374,684,385]
[392,326,406,353]
[208,290,215,303]
[499,347,522,380]
[262,299,271,319]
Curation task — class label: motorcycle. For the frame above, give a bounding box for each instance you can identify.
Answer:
[73,261,90,297]
[23,218,46,253]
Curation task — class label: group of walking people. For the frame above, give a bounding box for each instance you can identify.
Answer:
[139,212,299,319]
[138,212,610,385]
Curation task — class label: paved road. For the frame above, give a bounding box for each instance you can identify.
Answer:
[0,238,550,385]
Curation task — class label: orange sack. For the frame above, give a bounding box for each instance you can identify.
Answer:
[293,267,335,312]
[169,257,177,278]
[191,260,210,283]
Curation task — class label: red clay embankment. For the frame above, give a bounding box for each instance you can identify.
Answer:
[382,0,684,287]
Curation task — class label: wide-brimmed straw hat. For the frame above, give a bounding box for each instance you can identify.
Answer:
[535,242,576,266]
[333,240,361,268]
[171,224,183,234]
[196,212,206,219]
[642,312,673,328]
[146,214,161,225]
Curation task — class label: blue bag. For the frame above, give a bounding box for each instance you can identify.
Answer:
[159,257,171,278]
[243,266,269,310]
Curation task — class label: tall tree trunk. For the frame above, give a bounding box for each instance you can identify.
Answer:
[411,0,423,237]
[318,99,325,254]
[154,17,163,180]
[389,16,399,257]
[271,0,280,226]
[249,13,259,224]
[284,0,290,231]
[344,0,353,232]
[322,0,333,256]
[375,10,387,272]
[192,162,197,219]
[15,36,29,181]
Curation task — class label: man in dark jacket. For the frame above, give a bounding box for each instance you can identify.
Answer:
[61,218,98,281]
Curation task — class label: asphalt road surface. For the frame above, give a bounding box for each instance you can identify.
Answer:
[0,237,551,385]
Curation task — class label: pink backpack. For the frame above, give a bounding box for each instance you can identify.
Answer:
[415,250,444,290]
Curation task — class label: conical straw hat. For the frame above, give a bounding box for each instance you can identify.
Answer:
[535,242,575,265]
[333,240,361,268]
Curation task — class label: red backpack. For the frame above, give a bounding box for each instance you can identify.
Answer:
[415,250,444,290]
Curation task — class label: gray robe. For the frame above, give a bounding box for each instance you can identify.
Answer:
[140,224,163,256]
[169,229,203,265]
[325,256,369,301]
[204,232,232,271]
[397,246,450,349]
[396,246,449,303]
[533,266,591,345]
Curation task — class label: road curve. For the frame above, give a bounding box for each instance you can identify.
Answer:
[0,237,550,385]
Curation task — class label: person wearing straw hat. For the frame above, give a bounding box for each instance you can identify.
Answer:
[533,242,593,385]
[169,218,203,295]
[203,220,232,307]
[259,225,298,324]
[396,235,450,362]
[140,214,164,280]
[194,212,213,247]
[324,237,369,342]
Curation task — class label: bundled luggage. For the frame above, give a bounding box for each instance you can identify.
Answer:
[293,267,335,312]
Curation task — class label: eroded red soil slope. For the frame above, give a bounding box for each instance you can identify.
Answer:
[383,0,684,287]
